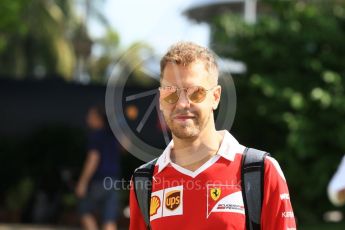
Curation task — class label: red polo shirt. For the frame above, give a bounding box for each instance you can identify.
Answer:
[130,130,296,230]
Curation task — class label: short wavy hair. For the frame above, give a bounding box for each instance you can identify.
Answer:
[160,41,219,84]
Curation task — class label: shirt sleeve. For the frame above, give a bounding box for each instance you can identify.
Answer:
[261,156,297,230]
[129,178,148,230]
[328,155,345,206]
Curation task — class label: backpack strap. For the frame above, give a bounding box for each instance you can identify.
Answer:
[133,158,158,230]
[241,147,270,230]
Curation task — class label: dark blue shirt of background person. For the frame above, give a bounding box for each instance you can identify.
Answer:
[87,128,121,181]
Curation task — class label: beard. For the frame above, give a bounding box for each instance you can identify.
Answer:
[162,108,211,139]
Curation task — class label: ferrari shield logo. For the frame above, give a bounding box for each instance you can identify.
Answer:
[210,188,221,201]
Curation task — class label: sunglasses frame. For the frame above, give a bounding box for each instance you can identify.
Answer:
[158,85,218,104]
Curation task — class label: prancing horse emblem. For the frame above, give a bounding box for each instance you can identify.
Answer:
[210,188,221,201]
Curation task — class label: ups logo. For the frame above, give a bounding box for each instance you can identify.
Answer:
[165,190,181,210]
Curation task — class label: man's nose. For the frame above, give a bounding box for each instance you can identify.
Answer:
[175,90,190,109]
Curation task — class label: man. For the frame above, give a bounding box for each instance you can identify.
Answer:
[129,42,296,229]
[76,105,121,230]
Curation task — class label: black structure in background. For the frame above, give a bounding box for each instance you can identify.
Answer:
[0,77,164,224]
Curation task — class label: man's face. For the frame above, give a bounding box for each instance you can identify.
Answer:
[159,61,221,139]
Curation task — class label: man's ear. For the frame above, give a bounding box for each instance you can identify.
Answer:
[158,93,163,111]
[159,80,165,112]
[159,101,163,111]
[212,85,221,110]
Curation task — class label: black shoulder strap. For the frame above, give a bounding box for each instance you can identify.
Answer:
[241,147,270,230]
[133,158,158,230]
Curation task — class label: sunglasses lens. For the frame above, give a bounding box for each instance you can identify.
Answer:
[160,87,179,104]
[164,92,179,104]
[188,86,207,103]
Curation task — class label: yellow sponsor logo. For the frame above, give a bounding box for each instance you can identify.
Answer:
[210,188,221,201]
[150,195,161,216]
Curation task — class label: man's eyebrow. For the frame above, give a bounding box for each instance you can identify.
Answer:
[161,85,174,88]
[160,83,177,86]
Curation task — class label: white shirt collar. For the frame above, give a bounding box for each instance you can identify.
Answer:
[155,130,246,174]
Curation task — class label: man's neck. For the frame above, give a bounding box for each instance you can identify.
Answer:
[171,127,223,172]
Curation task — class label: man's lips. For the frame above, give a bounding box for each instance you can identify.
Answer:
[173,115,195,120]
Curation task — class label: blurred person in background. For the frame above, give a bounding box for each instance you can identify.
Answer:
[328,155,345,206]
[76,105,121,230]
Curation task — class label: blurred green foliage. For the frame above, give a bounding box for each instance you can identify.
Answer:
[0,0,77,78]
[211,0,345,224]
[300,222,345,230]
[0,0,154,85]
[5,177,34,211]
[0,125,85,213]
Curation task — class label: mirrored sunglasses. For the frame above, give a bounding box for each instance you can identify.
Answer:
[159,85,217,104]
